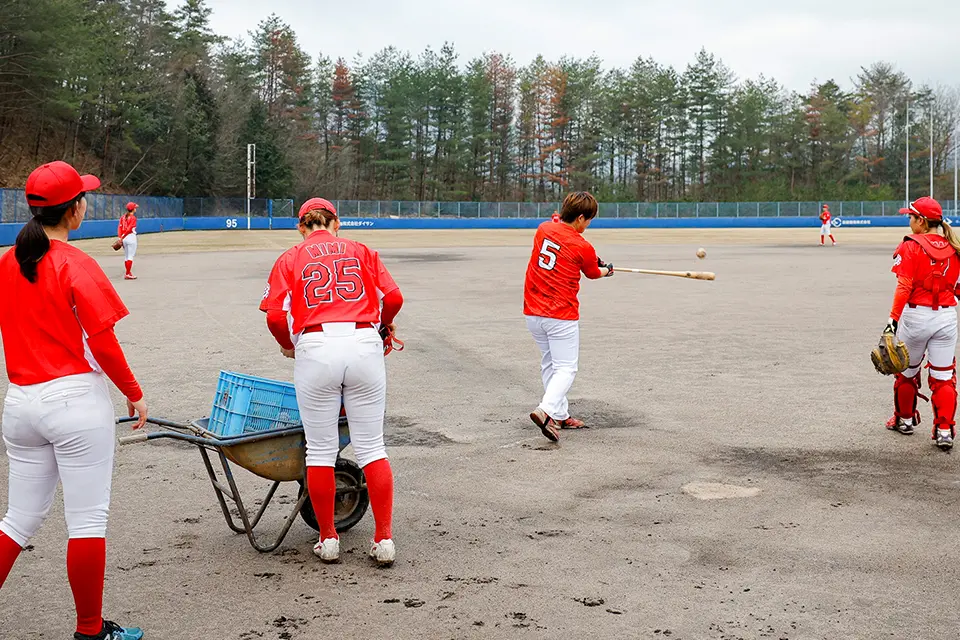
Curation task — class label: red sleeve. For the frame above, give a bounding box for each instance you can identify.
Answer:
[67,255,129,337]
[579,241,603,279]
[117,219,124,238]
[266,310,294,350]
[381,289,403,326]
[372,252,399,296]
[260,250,295,312]
[892,241,917,278]
[86,328,143,402]
[890,276,913,322]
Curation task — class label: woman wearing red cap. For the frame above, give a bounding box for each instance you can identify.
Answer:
[118,203,138,280]
[260,198,403,566]
[0,161,147,639]
[885,196,960,451]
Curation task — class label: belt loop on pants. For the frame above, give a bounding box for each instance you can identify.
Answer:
[303,322,374,335]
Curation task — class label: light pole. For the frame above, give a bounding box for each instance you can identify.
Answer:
[246,144,257,230]
[930,107,935,197]
[905,100,910,206]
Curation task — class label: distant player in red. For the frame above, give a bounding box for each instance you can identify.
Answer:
[819,204,836,246]
[261,198,403,566]
[524,191,613,441]
[118,202,138,279]
[0,162,147,640]
[884,197,960,451]
[551,210,560,223]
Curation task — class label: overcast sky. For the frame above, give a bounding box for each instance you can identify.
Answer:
[180,0,958,92]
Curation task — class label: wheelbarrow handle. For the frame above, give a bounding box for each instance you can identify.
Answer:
[118,432,149,446]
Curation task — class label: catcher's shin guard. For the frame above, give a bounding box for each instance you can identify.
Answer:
[929,363,957,438]
[894,370,924,423]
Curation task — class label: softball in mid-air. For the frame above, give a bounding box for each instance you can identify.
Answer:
[696,247,707,259]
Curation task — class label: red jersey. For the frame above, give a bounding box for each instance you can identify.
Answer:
[523,221,603,321]
[260,229,399,334]
[0,241,130,386]
[820,211,831,224]
[118,214,137,239]
[892,234,960,309]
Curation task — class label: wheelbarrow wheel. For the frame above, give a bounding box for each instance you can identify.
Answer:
[298,458,369,534]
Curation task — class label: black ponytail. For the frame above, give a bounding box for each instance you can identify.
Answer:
[15,194,83,283]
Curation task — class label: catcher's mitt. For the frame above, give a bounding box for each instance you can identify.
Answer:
[112,239,123,251]
[871,328,909,375]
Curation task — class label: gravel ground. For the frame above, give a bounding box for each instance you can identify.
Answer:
[1,226,958,639]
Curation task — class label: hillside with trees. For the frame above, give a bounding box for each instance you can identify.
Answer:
[1,0,956,202]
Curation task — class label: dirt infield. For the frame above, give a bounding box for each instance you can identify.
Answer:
[1,227,957,639]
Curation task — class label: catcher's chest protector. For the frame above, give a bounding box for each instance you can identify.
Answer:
[906,234,958,311]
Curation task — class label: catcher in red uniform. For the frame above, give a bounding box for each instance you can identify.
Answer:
[884,197,960,450]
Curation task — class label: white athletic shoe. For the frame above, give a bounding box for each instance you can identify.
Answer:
[369,539,396,567]
[936,429,954,451]
[313,537,340,563]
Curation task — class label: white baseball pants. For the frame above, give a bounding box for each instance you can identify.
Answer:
[122,234,137,261]
[820,223,832,236]
[526,315,579,421]
[293,324,388,468]
[0,373,116,547]
[897,306,959,379]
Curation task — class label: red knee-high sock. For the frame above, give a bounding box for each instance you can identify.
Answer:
[306,466,338,540]
[829,235,836,244]
[820,236,824,245]
[67,538,105,636]
[363,458,394,542]
[0,531,23,588]
[894,372,921,420]
[124,260,132,276]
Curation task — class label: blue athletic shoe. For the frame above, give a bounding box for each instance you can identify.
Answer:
[74,620,144,640]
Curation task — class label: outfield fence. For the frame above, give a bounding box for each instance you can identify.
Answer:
[1,191,958,224]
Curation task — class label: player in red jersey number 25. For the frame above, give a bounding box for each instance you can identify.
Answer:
[261,198,403,566]
[524,192,613,442]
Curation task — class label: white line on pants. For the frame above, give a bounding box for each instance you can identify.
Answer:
[0,373,116,546]
[294,325,388,468]
[525,315,579,421]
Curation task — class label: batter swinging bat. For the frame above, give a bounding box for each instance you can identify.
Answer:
[614,267,715,281]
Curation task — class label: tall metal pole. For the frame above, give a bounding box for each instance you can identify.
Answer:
[905,101,910,206]
[954,128,958,216]
[246,144,256,230]
[930,107,935,197]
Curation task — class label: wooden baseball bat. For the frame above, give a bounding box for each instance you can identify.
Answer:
[613,267,715,281]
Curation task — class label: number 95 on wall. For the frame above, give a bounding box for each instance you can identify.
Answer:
[225,218,239,228]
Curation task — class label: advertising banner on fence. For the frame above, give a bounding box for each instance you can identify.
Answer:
[0,215,914,246]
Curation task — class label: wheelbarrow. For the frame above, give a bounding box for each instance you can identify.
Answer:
[118,413,369,553]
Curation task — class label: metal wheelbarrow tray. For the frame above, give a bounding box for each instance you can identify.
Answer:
[119,416,369,552]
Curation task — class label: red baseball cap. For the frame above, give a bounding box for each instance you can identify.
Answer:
[900,196,943,221]
[298,197,337,220]
[126,202,138,212]
[25,161,100,207]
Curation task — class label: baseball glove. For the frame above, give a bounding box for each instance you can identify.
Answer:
[871,326,909,375]
[112,239,123,251]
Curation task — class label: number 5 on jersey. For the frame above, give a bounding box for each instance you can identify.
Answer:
[303,257,366,307]
[538,239,561,270]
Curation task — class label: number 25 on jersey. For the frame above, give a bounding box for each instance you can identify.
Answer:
[538,239,561,271]
[303,258,366,307]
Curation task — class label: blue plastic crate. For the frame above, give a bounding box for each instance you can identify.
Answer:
[208,371,301,437]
